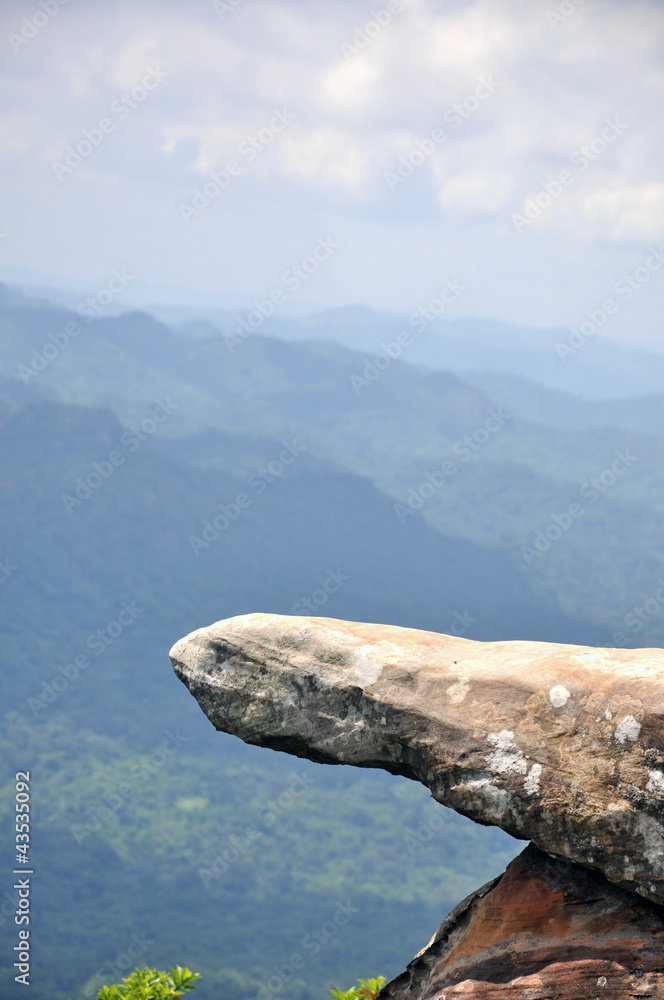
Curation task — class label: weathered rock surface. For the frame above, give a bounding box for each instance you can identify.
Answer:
[383,843,664,999]
[169,613,664,907]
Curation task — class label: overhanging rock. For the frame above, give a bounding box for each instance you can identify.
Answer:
[169,613,664,907]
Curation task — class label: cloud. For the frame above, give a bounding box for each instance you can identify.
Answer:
[581,182,664,241]
[0,0,663,341]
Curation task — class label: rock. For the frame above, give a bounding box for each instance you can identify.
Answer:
[169,613,664,906]
[382,843,664,1000]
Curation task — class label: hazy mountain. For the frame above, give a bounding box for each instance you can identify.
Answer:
[161,301,664,400]
[9,274,661,399]
[2,284,663,998]
[2,286,664,641]
[1,398,606,999]
[459,370,664,439]
[262,306,664,399]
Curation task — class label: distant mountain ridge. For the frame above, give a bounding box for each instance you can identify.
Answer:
[260,307,664,400]
[1,281,663,999]
[1,283,663,640]
[153,300,664,401]
[5,279,664,399]
[459,370,664,440]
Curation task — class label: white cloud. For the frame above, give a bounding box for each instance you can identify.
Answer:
[437,169,515,214]
[580,182,664,241]
[0,0,663,341]
[280,127,370,188]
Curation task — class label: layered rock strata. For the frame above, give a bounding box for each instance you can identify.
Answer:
[382,843,664,999]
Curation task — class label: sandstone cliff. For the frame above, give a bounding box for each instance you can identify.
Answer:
[170,613,664,998]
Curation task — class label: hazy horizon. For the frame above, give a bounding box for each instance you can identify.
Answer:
[1,0,663,349]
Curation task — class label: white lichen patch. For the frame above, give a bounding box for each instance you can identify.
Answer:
[351,640,409,689]
[486,729,527,775]
[646,770,664,796]
[524,763,542,795]
[353,645,384,687]
[637,814,664,876]
[446,676,470,704]
[605,708,613,720]
[615,714,641,744]
[570,650,615,668]
[457,778,514,823]
[622,854,638,879]
[488,729,514,749]
[568,648,663,679]
[549,684,570,708]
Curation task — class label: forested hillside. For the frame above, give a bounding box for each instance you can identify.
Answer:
[0,288,661,998]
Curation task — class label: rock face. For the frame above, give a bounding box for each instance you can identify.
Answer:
[383,843,664,999]
[170,613,664,907]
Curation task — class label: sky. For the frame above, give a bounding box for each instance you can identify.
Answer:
[1,0,664,348]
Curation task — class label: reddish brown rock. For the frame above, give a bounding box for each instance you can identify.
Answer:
[170,613,664,906]
[383,843,664,999]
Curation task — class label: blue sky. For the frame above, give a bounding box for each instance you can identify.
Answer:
[1,0,663,348]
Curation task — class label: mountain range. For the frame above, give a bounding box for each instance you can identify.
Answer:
[0,283,662,999]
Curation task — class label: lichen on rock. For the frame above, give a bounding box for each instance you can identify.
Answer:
[170,613,664,997]
[170,612,664,906]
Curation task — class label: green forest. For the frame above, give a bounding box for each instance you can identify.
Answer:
[1,289,662,998]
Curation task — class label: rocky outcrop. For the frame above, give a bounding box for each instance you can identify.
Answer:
[383,843,664,999]
[170,613,664,908]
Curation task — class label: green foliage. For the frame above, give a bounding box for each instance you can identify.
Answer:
[97,965,200,998]
[0,385,611,1000]
[331,976,386,1000]
[2,294,663,999]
